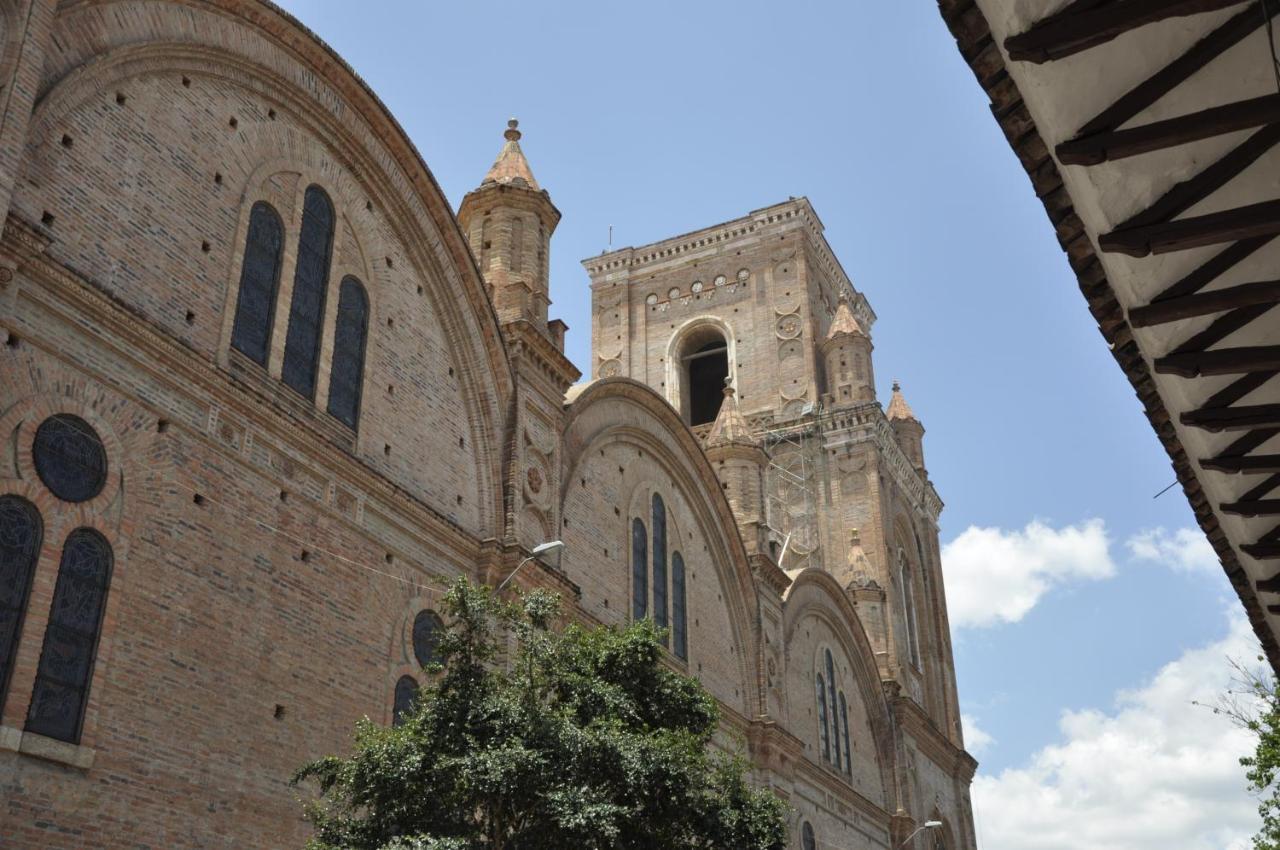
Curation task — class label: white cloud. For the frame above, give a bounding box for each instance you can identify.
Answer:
[962,713,994,757]
[941,520,1115,628]
[972,613,1263,850]
[1126,527,1220,575]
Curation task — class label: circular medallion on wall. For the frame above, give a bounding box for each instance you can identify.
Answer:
[775,314,802,339]
[33,414,107,503]
[714,274,726,287]
[646,293,658,305]
[526,466,543,495]
[599,359,622,378]
[668,287,681,300]
[691,280,704,293]
[737,268,749,283]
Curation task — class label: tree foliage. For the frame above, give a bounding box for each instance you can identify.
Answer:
[1205,657,1280,850]
[294,579,787,850]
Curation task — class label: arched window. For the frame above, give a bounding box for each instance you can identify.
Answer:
[33,414,107,504]
[282,185,335,399]
[801,821,816,850]
[900,550,922,669]
[412,609,444,668]
[825,649,841,772]
[631,517,647,621]
[682,334,729,426]
[326,276,369,428]
[26,528,112,744]
[839,691,852,776]
[671,551,687,661]
[393,675,419,726]
[815,672,830,762]
[652,494,667,640]
[0,496,42,708]
[230,201,285,365]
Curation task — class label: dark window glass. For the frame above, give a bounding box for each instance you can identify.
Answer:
[631,518,647,621]
[825,649,841,771]
[687,338,728,426]
[802,822,816,850]
[0,496,42,709]
[282,185,335,398]
[230,201,285,365]
[412,609,444,668]
[815,672,830,761]
[671,551,687,661]
[326,276,369,428]
[33,414,107,503]
[839,691,852,776]
[26,528,112,743]
[651,494,667,641]
[393,675,419,726]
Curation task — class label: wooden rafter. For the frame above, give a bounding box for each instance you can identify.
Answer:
[1102,199,1280,257]
[1156,344,1280,377]
[1005,0,1253,64]
[1222,498,1280,516]
[1202,454,1280,472]
[1058,94,1280,166]
[1183,403,1280,430]
[1129,280,1280,327]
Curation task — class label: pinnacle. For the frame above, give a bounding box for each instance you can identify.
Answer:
[825,293,865,341]
[481,117,540,190]
[706,378,760,448]
[886,380,917,422]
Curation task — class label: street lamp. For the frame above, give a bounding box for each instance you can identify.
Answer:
[898,821,943,848]
[496,540,565,592]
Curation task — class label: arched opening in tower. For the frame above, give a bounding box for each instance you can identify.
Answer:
[685,337,729,426]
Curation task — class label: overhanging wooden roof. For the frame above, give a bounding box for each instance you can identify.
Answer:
[938,0,1280,671]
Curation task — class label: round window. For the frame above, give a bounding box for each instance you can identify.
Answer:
[33,414,107,503]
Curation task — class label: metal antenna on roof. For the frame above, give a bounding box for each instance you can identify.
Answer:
[608,224,613,250]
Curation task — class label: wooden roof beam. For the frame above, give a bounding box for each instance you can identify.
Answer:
[1222,498,1280,516]
[1006,0,1255,64]
[1129,280,1280,327]
[1101,199,1280,257]
[1183,404,1280,431]
[1058,94,1280,166]
[1157,344,1280,377]
[1203,454,1280,473]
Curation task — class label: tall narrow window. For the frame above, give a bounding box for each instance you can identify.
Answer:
[682,334,729,426]
[815,673,830,761]
[801,822,816,850]
[839,691,852,776]
[282,185,335,399]
[901,552,921,669]
[652,494,667,640]
[26,528,113,744]
[230,201,285,365]
[393,675,419,726]
[671,551,687,661]
[326,276,369,428]
[631,518,647,621]
[0,496,42,709]
[825,649,841,772]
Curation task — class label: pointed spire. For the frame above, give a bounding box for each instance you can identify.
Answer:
[886,380,917,422]
[825,293,865,341]
[482,118,540,190]
[706,378,759,448]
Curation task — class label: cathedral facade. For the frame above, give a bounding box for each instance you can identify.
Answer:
[0,2,976,848]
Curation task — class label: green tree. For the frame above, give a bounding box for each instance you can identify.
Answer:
[294,578,787,850]
[1205,657,1280,850]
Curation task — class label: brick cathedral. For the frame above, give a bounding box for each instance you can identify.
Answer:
[0,2,976,848]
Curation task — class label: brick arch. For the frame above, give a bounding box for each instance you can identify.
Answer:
[22,10,514,537]
[783,568,897,809]
[663,315,738,422]
[560,377,759,717]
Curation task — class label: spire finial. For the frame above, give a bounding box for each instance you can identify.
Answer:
[892,379,900,392]
[505,118,521,142]
[723,375,735,397]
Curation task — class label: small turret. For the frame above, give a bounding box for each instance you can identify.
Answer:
[821,293,875,406]
[704,379,770,555]
[886,381,926,475]
[458,119,562,343]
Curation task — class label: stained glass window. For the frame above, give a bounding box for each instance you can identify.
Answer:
[282,185,335,398]
[33,414,107,503]
[815,673,830,761]
[671,551,687,661]
[825,649,841,772]
[0,496,42,709]
[631,518,647,621]
[393,675,419,726]
[412,609,443,668]
[839,691,852,776]
[326,276,369,428]
[26,528,112,743]
[230,201,285,365]
[802,822,816,850]
[651,494,667,640]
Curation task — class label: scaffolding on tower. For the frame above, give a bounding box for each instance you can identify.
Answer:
[763,401,824,573]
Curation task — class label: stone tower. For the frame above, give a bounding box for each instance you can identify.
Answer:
[582,198,958,734]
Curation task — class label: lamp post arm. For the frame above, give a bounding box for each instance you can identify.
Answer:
[897,826,927,849]
[496,555,536,593]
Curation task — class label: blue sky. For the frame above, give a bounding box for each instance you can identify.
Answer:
[276,2,1254,845]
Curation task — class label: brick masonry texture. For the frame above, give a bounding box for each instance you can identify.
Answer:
[0,2,977,849]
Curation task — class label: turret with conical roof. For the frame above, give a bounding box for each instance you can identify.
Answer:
[821,293,875,406]
[704,379,771,555]
[886,381,926,475]
[458,119,562,344]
